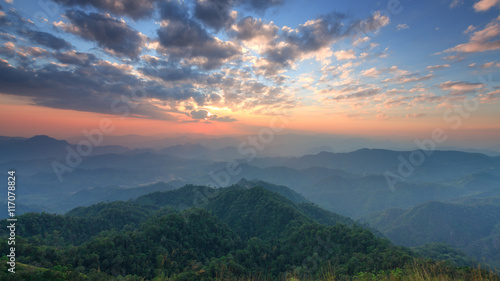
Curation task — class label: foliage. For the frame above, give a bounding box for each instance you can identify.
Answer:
[1,184,498,280]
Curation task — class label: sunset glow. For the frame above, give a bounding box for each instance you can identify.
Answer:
[0,0,499,148]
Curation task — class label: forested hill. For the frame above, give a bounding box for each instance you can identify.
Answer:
[0,184,498,280]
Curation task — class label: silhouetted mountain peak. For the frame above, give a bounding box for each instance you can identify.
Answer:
[26,135,69,145]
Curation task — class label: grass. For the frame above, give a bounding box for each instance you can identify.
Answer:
[288,259,500,281]
[1,258,499,280]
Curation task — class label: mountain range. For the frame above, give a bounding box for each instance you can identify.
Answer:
[2,134,500,275]
[2,183,495,280]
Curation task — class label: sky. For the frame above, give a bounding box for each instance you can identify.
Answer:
[0,0,499,145]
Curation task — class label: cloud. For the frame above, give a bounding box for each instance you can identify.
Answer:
[0,10,5,23]
[231,16,278,42]
[140,65,200,82]
[0,1,406,120]
[361,67,379,77]
[382,73,434,84]
[18,29,72,50]
[396,23,409,31]
[479,89,500,102]
[254,11,389,77]
[438,81,485,95]
[361,65,409,78]
[341,113,365,120]
[441,54,464,62]
[240,0,284,11]
[190,109,237,122]
[53,50,97,66]
[449,0,464,8]
[346,11,390,35]
[406,113,426,118]
[141,59,295,114]
[442,18,500,53]
[22,46,49,58]
[55,10,145,59]
[0,41,50,65]
[194,0,234,31]
[469,61,500,68]
[426,64,450,70]
[464,25,477,34]
[0,8,37,32]
[376,113,389,120]
[190,109,214,119]
[52,0,160,20]
[283,14,346,53]
[327,88,381,101]
[191,0,285,31]
[353,36,370,46]
[0,32,16,42]
[0,56,223,120]
[473,0,500,12]
[334,49,356,60]
[156,1,241,69]
[253,12,348,75]
[482,61,496,68]
[216,115,238,122]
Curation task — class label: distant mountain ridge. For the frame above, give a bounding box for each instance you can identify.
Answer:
[0,135,70,162]
[0,135,129,163]
[360,200,500,268]
[3,135,500,220]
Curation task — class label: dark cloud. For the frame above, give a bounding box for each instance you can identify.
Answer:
[329,88,381,101]
[241,0,283,11]
[140,55,165,67]
[140,65,201,82]
[253,12,389,77]
[193,0,284,31]
[209,93,222,103]
[194,0,234,31]
[0,10,70,51]
[147,85,209,106]
[52,0,159,20]
[345,11,390,36]
[157,1,241,69]
[231,16,278,41]
[254,14,346,75]
[158,0,190,22]
[59,10,144,59]
[190,109,213,119]
[190,109,236,122]
[438,81,484,95]
[257,45,297,75]
[0,57,211,120]
[53,50,97,66]
[382,73,434,84]
[157,18,211,48]
[283,13,345,52]
[216,115,237,122]
[21,29,72,50]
